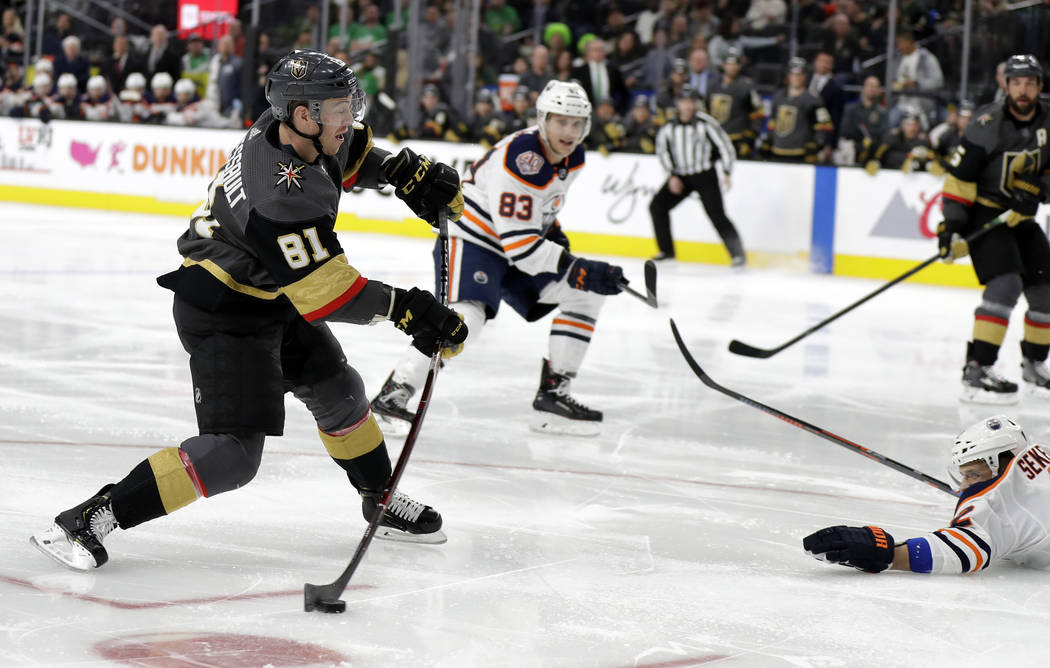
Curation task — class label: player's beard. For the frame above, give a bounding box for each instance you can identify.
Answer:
[1007,93,1035,118]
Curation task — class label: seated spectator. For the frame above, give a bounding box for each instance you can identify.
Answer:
[623,95,658,154]
[588,96,626,155]
[54,72,82,119]
[103,35,142,94]
[2,8,25,43]
[553,49,572,82]
[519,45,552,99]
[891,30,944,126]
[838,75,888,166]
[146,72,177,123]
[181,34,210,98]
[930,100,974,162]
[485,0,520,37]
[667,13,691,60]
[349,3,387,52]
[80,75,114,122]
[464,88,504,148]
[862,112,940,174]
[572,37,630,113]
[54,35,89,92]
[145,25,181,85]
[502,85,535,134]
[609,31,644,90]
[116,72,150,123]
[635,0,664,45]
[413,83,462,140]
[656,58,689,120]
[0,58,28,115]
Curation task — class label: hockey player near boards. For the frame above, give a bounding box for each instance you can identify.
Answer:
[30,49,468,571]
[705,46,763,158]
[804,416,1050,574]
[649,85,745,266]
[761,57,834,164]
[937,54,1050,404]
[371,80,626,435]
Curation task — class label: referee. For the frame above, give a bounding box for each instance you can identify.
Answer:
[649,85,745,266]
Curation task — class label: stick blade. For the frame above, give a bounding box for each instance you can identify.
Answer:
[304,582,345,613]
[643,260,658,307]
[727,339,776,358]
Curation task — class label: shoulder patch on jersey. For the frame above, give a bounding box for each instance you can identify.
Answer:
[274,160,306,191]
[515,150,544,176]
[976,113,994,126]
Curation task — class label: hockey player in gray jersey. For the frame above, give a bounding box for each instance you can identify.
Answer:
[30,50,468,572]
[705,47,764,158]
[760,57,834,163]
[937,54,1050,404]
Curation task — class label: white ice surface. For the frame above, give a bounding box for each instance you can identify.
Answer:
[2,204,1050,667]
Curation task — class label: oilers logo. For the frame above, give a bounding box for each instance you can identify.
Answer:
[473,270,489,285]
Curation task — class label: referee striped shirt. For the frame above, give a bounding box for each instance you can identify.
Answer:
[656,111,736,176]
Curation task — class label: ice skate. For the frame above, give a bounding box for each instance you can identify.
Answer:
[362,489,446,544]
[960,361,1019,405]
[1022,357,1050,397]
[370,372,415,437]
[30,486,118,571]
[529,359,602,437]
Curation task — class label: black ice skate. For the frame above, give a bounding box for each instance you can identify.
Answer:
[1022,357,1050,395]
[30,485,118,571]
[362,489,446,544]
[530,359,603,436]
[370,372,416,436]
[961,361,1019,405]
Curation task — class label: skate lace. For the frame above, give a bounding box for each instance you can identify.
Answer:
[89,506,117,541]
[386,491,425,522]
[381,383,412,408]
[983,366,1012,384]
[551,379,590,410]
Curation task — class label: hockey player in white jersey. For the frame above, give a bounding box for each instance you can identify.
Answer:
[371,80,626,435]
[804,415,1050,574]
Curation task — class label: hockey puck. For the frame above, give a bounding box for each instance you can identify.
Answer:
[316,599,346,614]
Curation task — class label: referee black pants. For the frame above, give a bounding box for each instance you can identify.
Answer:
[648,169,743,259]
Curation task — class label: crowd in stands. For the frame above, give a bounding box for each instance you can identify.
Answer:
[0,0,1046,174]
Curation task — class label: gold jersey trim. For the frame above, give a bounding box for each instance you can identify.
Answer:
[282,253,363,314]
[182,257,282,300]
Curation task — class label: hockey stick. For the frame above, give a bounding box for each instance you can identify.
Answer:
[304,208,452,613]
[728,220,1002,359]
[671,319,954,495]
[618,259,658,308]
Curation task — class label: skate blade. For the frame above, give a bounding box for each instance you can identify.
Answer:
[374,412,411,438]
[1023,382,1050,399]
[30,523,97,572]
[529,415,601,437]
[374,526,447,544]
[959,384,1020,405]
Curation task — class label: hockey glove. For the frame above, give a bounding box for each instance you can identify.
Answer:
[382,147,465,225]
[1010,174,1043,221]
[567,257,624,295]
[803,525,896,573]
[545,222,571,250]
[391,287,468,356]
[936,219,969,262]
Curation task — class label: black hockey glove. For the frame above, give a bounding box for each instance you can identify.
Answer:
[567,257,625,295]
[803,525,896,573]
[936,219,969,262]
[1010,175,1043,221]
[391,287,468,356]
[382,147,465,225]
[545,223,570,250]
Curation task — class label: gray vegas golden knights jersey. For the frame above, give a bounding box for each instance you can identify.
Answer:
[767,88,833,158]
[706,76,763,143]
[943,101,1050,226]
[159,109,392,324]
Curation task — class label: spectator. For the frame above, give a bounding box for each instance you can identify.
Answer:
[686,47,720,99]
[181,34,210,98]
[667,13,691,60]
[821,13,862,80]
[635,0,664,45]
[414,83,460,140]
[641,28,674,91]
[103,35,142,94]
[656,57,689,118]
[572,38,630,113]
[54,35,90,92]
[485,0,520,36]
[587,96,626,154]
[296,3,324,50]
[609,31,644,90]
[145,25,181,85]
[80,75,114,122]
[348,4,387,52]
[205,35,243,122]
[690,2,721,43]
[600,8,634,44]
[502,84,535,133]
[810,51,846,148]
[54,72,81,119]
[623,95,658,153]
[519,45,552,98]
[228,19,245,57]
[41,12,73,58]
[861,112,938,174]
[891,30,944,126]
[0,59,27,115]
[838,75,888,166]
[553,48,572,82]
[979,60,1009,106]
[745,0,787,33]
[2,8,25,42]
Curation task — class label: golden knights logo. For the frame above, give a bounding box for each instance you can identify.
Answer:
[289,59,308,79]
[1000,149,1042,198]
[709,93,732,124]
[274,161,305,191]
[775,105,798,138]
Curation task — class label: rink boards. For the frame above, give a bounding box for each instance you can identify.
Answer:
[2,116,1048,288]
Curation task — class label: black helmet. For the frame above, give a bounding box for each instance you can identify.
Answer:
[1004,54,1043,84]
[265,49,365,123]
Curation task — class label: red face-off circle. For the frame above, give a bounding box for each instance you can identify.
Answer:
[95,632,348,667]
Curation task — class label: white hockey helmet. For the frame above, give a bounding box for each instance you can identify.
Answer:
[151,71,173,93]
[87,75,107,92]
[34,58,54,74]
[535,79,592,150]
[32,72,52,93]
[948,415,1027,487]
[125,72,147,91]
[57,72,77,91]
[174,78,196,99]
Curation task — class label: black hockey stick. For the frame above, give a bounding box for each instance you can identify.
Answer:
[728,220,1002,358]
[618,259,658,308]
[304,208,453,613]
[671,319,954,495]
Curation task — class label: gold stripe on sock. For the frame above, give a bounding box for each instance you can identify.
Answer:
[319,414,384,460]
[147,447,200,515]
[1025,320,1050,346]
[974,317,1008,346]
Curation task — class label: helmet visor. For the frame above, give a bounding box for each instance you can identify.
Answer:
[318,87,366,125]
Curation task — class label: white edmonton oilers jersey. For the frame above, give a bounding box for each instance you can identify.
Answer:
[907,444,1050,573]
[457,125,585,276]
